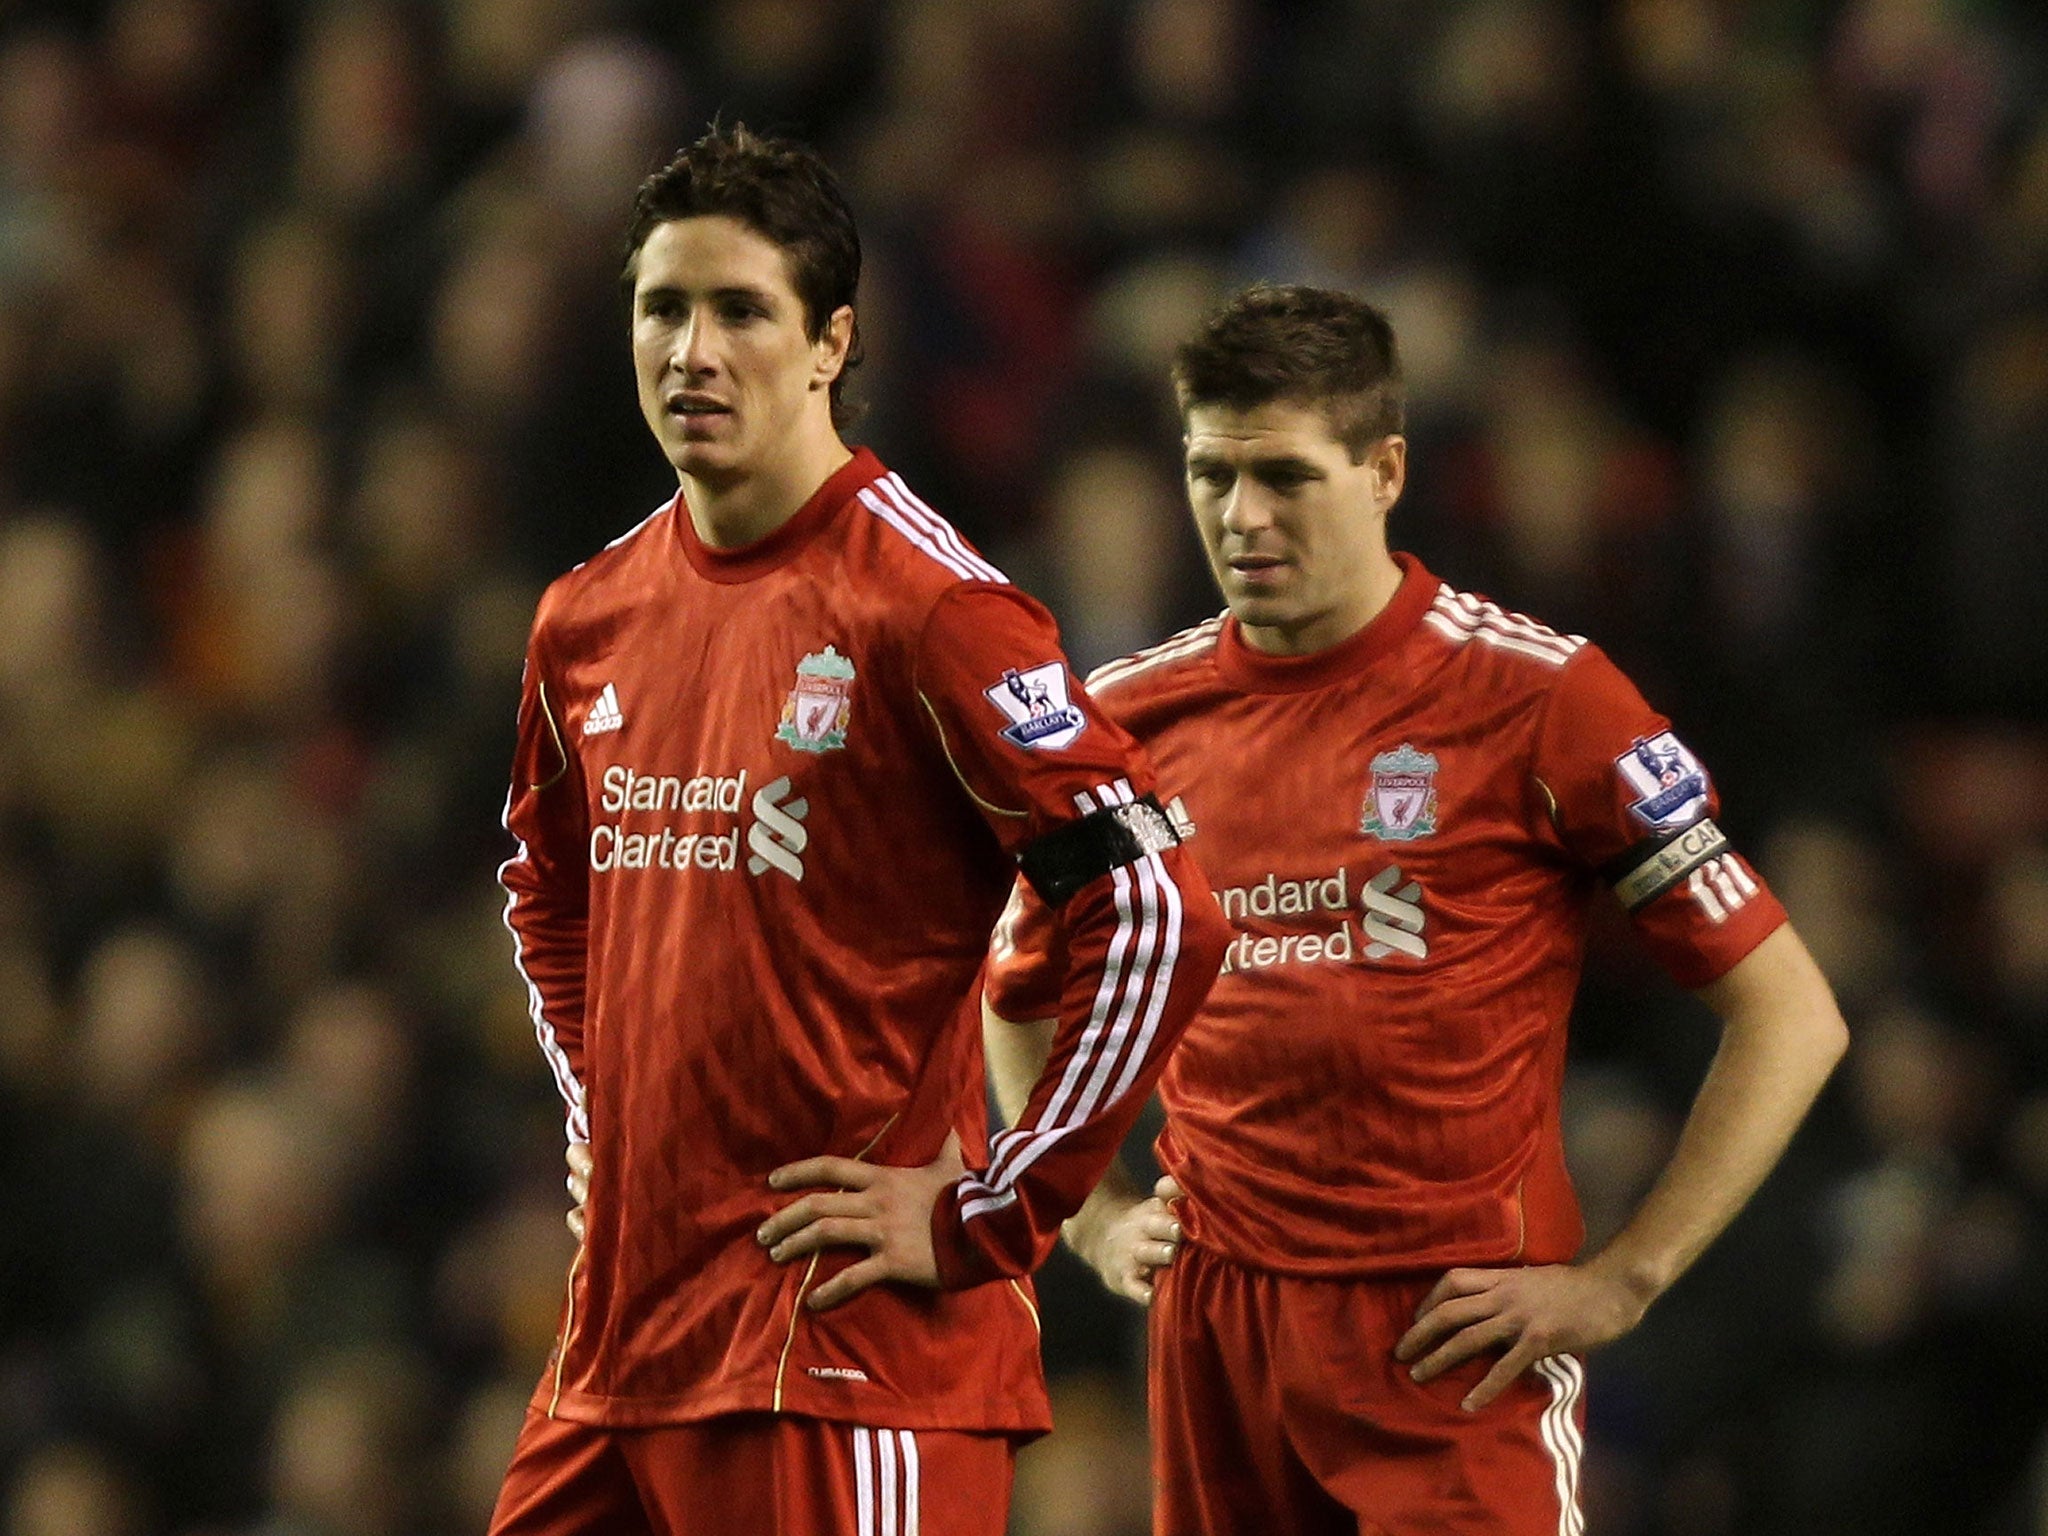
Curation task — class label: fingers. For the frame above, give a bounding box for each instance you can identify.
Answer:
[565,1141,592,1207]
[757,1191,869,1251]
[565,1142,591,1240]
[1097,1199,1181,1305]
[765,1213,873,1265]
[807,1253,893,1312]
[1413,1266,1491,1320]
[1460,1340,1541,1412]
[769,1156,876,1193]
[1406,1312,1520,1384]
[1395,1285,1500,1363]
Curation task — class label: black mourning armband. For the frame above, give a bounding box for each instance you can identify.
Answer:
[1601,817,1731,912]
[1018,794,1181,908]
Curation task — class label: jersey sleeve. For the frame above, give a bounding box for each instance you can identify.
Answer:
[912,585,1229,1287]
[1533,646,1786,990]
[984,874,1066,1023]
[498,613,593,1143]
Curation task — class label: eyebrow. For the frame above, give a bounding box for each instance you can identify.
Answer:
[636,283,778,308]
[1184,450,1323,476]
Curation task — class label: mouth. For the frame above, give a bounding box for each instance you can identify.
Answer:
[665,392,732,421]
[1227,553,1287,578]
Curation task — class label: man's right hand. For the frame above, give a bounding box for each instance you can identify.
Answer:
[565,1140,592,1243]
[1066,1175,1185,1304]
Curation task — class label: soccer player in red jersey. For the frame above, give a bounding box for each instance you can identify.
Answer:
[487,125,1228,1536]
[983,286,1849,1535]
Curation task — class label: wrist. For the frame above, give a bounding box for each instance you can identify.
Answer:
[1585,1243,1674,1308]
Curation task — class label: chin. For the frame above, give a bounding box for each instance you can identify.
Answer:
[668,439,747,481]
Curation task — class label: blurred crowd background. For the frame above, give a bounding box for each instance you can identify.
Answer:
[1,0,2046,1533]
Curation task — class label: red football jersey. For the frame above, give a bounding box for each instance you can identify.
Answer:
[500,448,1227,1431]
[986,554,1785,1278]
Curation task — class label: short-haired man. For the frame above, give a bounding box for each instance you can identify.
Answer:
[984,285,1847,1534]
[489,124,1228,1536]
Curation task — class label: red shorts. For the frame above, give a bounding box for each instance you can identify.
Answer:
[488,1408,1016,1536]
[1151,1242,1587,1536]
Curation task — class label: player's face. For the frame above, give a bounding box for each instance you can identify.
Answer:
[630,215,852,485]
[1183,399,1406,656]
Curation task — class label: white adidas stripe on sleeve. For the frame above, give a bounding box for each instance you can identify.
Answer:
[956,778,1185,1224]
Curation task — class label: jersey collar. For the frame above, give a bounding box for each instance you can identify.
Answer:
[1214,551,1439,694]
[675,446,885,584]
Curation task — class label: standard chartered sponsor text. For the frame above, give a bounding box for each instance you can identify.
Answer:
[589,765,808,880]
[1214,865,1428,973]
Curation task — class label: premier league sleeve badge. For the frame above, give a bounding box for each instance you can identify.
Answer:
[1616,731,1711,829]
[984,662,1089,751]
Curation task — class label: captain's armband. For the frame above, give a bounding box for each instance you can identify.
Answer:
[1018,794,1181,907]
[1604,817,1731,912]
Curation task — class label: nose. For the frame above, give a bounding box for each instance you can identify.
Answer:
[671,308,718,380]
[1218,483,1272,537]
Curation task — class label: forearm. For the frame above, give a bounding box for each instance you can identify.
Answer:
[935,849,1229,1284]
[1588,925,1847,1301]
[981,1000,1150,1251]
[982,1002,1055,1128]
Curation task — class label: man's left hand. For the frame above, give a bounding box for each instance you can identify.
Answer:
[1394,1263,1650,1412]
[758,1132,967,1311]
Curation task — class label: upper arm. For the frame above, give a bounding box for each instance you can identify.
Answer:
[1695,924,1848,1055]
[911,584,1160,860]
[1534,648,1787,990]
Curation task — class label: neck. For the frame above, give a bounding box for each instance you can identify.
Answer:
[682,422,852,550]
[1239,551,1406,657]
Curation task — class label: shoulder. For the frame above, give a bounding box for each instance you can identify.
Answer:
[1082,615,1228,705]
[845,466,1011,598]
[536,495,677,626]
[1414,578,1591,694]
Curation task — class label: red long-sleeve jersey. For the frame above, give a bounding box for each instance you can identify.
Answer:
[500,448,1227,1431]
[986,554,1785,1278]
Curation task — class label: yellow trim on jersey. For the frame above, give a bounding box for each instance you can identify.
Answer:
[918,690,1029,819]
[548,1245,584,1418]
[772,1254,826,1413]
[770,1114,903,1412]
[1006,1279,1040,1334]
[531,681,569,792]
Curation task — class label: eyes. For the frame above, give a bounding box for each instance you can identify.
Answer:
[1186,463,1318,495]
[636,293,775,326]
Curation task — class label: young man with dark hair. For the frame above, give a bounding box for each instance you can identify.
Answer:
[489,124,1228,1536]
[984,284,1848,1535]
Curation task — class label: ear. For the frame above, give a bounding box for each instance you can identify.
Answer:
[811,305,855,390]
[1370,435,1408,513]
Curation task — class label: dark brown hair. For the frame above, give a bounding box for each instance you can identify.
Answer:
[1173,284,1404,460]
[623,123,863,426]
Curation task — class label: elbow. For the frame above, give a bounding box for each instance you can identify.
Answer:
[1177,885,1232,984]
[1817,1002,1851,1075]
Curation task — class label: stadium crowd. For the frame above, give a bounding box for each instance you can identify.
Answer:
[0,1,2044,1533]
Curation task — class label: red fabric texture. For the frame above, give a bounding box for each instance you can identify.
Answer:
[985,554,1785,1278]
[501,448,1226,1431]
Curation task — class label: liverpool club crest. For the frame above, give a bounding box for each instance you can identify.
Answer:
[1361,743,1440,841]
[776,646,855,753]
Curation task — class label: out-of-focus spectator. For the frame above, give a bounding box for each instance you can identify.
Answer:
[5,1440,145,1536]
[0,1,2039,1529]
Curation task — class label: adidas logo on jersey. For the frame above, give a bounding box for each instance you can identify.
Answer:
[583,683,624,736]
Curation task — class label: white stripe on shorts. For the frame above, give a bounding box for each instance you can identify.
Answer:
[851,1427,920,1536]
[1533,1354,1587,1536]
